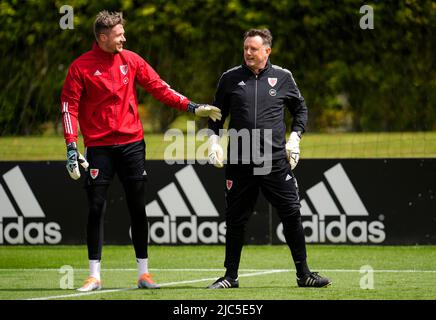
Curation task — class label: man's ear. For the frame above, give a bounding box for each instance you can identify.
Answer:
[98,33,108,43]
[266,47,272,55]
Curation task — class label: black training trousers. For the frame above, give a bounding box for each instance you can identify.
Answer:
[224,158,307,277]
[84,140,148,260]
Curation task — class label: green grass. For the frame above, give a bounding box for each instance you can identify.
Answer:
[302,132,436,158]
[0,132,435,160]
[0,245,435,300]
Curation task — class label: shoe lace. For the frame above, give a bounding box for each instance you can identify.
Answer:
[139,273,156,283]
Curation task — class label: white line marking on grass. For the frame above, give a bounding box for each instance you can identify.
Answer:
[159,269,286,287]
[3,268,436,273]
[317,269,436,273]
[26,270,286,300]
[27,287,135,300]
[0,268,225,272]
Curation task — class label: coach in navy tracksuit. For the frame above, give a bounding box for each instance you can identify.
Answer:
[207,29,331,289]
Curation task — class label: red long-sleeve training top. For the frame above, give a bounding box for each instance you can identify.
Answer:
[61,42,190,147]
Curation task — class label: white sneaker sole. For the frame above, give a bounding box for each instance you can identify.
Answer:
[77,285,102,292]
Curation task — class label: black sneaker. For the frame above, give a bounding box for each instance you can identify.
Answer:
[297,272,332,288]
[207,276,239,289]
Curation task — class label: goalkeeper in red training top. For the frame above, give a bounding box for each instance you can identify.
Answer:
[61,10,221,292]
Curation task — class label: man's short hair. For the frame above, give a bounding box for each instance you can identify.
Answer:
[94,11,124,41]
[244,29,273,48]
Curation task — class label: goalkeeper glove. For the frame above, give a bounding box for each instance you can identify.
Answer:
[187,102,222,122]
[66,142,89,180]
[285,131,301,170]
[208,135,224,168]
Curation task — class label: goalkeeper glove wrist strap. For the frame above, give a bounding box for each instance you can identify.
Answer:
[187,102,198,113]
[67,142,77,151]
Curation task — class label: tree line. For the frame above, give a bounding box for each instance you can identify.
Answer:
[0,0,434,135]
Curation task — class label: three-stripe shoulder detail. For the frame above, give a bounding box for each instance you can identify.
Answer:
[222,65,242,75]
[272,65,298,86]
[272,64,293,76]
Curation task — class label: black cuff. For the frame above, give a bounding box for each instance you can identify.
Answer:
[67,142,77,151]
[187,102,198,113]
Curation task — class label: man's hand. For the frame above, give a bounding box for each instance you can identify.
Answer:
[66,142,89,180]
[208,135,224,168]
[188,102,222,122]
[285,131,301,170]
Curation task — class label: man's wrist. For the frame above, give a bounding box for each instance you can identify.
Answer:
[289,131,302,142]
[67,142,77,151]
[294,131,302,139]
[187,102,198,113]
[209,134,220,146]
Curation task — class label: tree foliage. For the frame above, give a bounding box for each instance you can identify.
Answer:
[0,0,434,135]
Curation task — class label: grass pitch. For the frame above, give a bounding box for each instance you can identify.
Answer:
[1,132,435,160]
[0,245,435,300]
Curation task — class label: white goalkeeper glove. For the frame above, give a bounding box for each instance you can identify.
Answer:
[208,135,224,168]
[285,131,301,170]
[188,102,222,122]
[66,142,89,180]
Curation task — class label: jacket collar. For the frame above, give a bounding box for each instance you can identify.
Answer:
[243,59,272,76]
[92,42,116,58]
